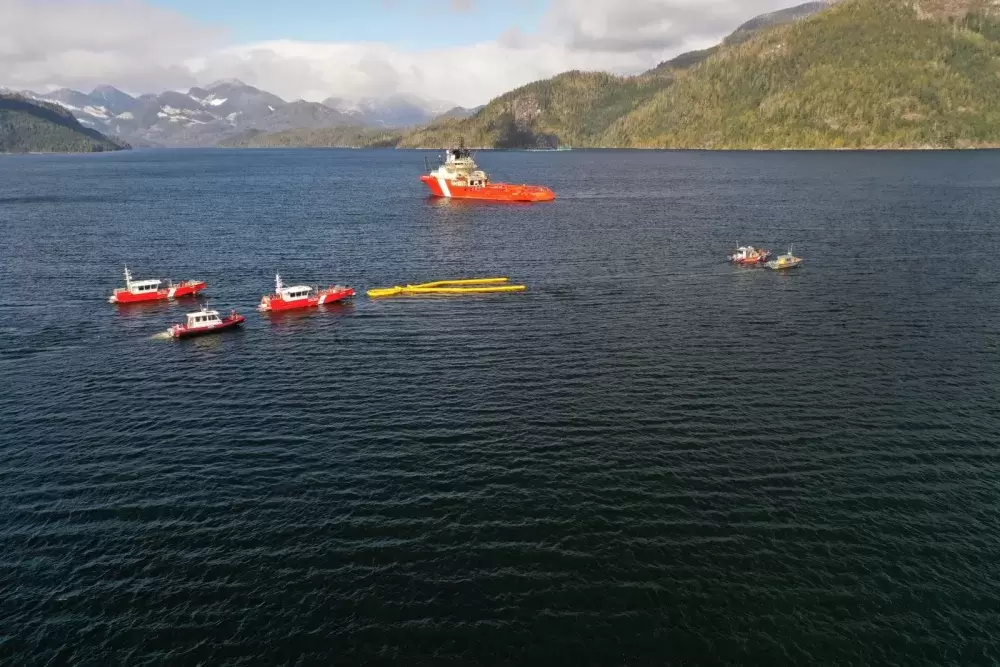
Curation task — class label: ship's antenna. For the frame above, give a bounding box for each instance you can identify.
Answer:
[124,265,132,290]
[275,273,283,292]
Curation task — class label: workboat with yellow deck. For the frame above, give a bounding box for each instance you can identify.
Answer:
[766,246,803,271]
[368,278,527,298]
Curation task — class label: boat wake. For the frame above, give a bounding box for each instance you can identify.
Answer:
[149,331,173,340]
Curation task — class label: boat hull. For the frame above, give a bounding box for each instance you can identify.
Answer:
[169,314,244,338]
[420,176,554,202]
[766,260,802,270]
[111,281,206,304]
[258,287,355,312]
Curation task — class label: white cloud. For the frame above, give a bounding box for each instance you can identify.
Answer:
[0,0,222,93]
[549,0,803,53]
[186,37,680,107]
[1,0,807,106]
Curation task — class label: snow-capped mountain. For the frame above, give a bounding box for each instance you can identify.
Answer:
[18,80,457,147]
[90,85,138,116]
[25,87,134,131]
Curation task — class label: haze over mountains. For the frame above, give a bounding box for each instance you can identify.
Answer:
[10,81,471,147]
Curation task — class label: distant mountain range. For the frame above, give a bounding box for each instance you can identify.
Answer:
[11,80,471,147]
[11,0,1000,152]
[0,93,129,153]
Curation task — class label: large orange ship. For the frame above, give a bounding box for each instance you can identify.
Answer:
[420,143,555,202]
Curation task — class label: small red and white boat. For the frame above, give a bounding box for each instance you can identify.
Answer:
[729,245,772,266]
[420,142,555,202]
[167,308,244,338]
[109,266,206,303]
[257,273,355,313]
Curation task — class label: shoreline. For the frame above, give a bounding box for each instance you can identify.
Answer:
[7,145,1000,155]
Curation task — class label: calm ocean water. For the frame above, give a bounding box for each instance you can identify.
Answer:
[2,148,999,666]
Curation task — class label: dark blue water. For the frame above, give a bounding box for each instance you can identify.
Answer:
[2,148,1000,666]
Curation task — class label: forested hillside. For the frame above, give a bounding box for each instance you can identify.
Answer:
[0,94,129,153]
[607,0,1000,148]
[400,0,1000,150]
[397,71,674,149]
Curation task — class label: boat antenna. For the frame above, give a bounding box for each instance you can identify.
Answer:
[275,272,283,292]
[124,265,132,290]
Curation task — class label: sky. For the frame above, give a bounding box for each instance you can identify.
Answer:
[0,0,810,107]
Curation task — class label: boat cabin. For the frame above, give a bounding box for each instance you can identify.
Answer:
[128,279,162,294]
[186,309,221,328]
[279,286,313,301]
[433,149,488,186]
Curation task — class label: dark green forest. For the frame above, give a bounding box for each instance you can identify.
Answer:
[0,94,129,153]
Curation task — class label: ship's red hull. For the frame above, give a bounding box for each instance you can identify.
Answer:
[169,314,244,338]
[259,287,355,312]
[420,176,554,202]
[732,256,770,266]
[111,281,206,303]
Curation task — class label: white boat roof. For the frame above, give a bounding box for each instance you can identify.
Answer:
[131,279,161,288]
[187,309,219,317]
[281,285,312,293]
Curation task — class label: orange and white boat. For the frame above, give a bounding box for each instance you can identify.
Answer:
[420,143,555,202]
[257,273,355,313]
[108,266,206,304]
[729,245,772,266]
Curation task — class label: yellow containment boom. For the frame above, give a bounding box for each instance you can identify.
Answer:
[367,277,527,298]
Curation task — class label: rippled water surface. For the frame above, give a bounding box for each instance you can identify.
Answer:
[2,148,1000,666]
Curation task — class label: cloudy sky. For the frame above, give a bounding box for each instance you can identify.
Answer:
[1,0,806,106]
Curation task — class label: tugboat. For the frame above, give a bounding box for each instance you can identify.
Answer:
[167,308,244,338]
[420,140,555,202]
[257,273,355,312]
[729,245,772,266]
[109,266,206,304]
[766,245,803,271]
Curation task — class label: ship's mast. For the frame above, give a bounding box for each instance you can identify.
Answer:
[124,265,132,290]
[275,273,283,292]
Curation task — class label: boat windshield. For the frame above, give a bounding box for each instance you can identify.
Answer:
[281,287,312,300]
[189,312,220,325]
[131,280,161,292]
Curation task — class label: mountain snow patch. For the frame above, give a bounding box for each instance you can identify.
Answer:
[82,105,109,119]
